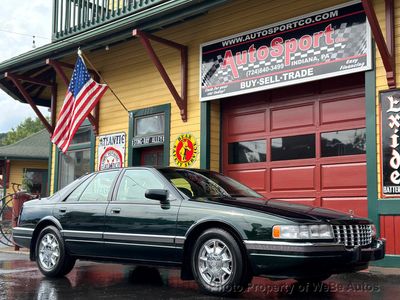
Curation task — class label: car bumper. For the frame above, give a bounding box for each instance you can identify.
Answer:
[244,239,385,278]
[12,227,34,249]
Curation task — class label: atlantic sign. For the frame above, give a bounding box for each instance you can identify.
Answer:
[200,1,372,101]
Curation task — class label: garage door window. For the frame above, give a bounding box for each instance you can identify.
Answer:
[321,128,366,157]
[228,140,266,164]
[271,134,315,161]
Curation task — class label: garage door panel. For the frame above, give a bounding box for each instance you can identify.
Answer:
[223,76,366,213]
[228,111,266,135]
[271,166,315,191]
[321,163,366,190]
[321,197,368,218]
[271,104,314,131]
[320,96,365,125]
[227,169,267,191]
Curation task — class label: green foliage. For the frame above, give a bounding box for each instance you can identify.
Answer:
[1,117,47,146]
[0,133,6,146]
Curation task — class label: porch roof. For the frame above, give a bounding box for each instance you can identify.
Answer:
[0,130,50,160]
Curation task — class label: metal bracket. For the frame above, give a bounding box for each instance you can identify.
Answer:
[46,59,100,135]
[133,29,188,122]
[362,0,396,88]
[4,72,54,134]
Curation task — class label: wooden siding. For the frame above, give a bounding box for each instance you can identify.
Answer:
[6,160,47,196]
[51,0,388,191]
[375,0,400,198]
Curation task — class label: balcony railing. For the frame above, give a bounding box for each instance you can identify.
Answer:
[52,0,166,41]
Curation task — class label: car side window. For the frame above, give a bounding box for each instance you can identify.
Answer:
[116,170,164,202]
[171,178,194,197]
[79,171,119,202]
[65,176,94,202]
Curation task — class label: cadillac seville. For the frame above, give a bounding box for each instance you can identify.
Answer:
[12,167,385,295]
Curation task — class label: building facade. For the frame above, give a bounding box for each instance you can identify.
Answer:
[0,130,49,198]
[0,0,398,266]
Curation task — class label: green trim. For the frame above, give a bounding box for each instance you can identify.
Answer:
[90,132,96,173]
[53,124,95,193]
[371,255,400,268]
[0,0,228,74]
[128,113,134,167]
[53,146,59,193]
[365,63,379,233]
[47,143,53,196]
[128,104,171,167]
[0,157,48,161]
[200,101,210,169]
[378,201,400,215]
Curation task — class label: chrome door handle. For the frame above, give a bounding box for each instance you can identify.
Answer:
[111,208,121,214]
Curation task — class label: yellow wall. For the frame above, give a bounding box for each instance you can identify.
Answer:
[374,0,400,198]
[51,0,372,191]
[6,160,48,196]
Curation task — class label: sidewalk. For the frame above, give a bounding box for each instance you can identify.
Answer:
[0,245,29,255]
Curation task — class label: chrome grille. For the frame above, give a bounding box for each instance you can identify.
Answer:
[332,224,372,247]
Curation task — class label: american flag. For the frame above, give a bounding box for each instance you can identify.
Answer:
[51,55,108,153]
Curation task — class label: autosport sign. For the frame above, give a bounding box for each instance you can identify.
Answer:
[200,1,372,101]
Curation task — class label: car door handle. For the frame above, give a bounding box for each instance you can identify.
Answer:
[59,208,67,214]
[111,208,121,214]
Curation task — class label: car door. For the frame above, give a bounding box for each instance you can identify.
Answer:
[103,168,182,263]
[54,170,120,257]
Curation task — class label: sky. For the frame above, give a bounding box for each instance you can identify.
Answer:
[0,1,52,133]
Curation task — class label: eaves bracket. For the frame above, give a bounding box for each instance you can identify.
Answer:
[133,29,188,122]
[362,0,396,89]
[4,72,54,134]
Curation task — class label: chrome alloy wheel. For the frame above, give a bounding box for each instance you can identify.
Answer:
[198,239,233,287]
[38,233,60,271]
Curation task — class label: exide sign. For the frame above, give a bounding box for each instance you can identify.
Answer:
[381,90,400,197]
[200,1,372,101]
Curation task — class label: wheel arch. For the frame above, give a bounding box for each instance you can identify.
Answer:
[180,219,250,280]
[29,216,63,261]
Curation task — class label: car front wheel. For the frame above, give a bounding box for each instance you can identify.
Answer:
[191,228,249,296]
[35,226,75,277]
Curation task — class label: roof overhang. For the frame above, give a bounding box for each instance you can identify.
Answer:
[0,0,228,105]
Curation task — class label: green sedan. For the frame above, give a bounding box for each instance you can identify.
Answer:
[12,167,385,296]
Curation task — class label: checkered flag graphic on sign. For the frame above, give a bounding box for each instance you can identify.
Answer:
[201,20,368,88]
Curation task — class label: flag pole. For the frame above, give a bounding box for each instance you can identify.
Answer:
[78,49,129,113]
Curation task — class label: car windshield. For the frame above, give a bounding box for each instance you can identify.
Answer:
[159,168,262,199]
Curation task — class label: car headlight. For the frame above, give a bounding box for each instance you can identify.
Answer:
[272,224,333,240]
[371,224,377,238]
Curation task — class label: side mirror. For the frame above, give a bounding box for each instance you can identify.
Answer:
[145,189,169,203]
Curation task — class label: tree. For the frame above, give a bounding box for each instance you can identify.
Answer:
[0,133,6,146]
[1,117,47,146]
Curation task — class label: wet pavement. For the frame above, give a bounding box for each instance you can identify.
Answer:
[0,251,399,299]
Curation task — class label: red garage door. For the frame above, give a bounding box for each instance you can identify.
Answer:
[222,74,367,217]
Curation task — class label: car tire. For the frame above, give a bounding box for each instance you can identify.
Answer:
[191,228,249,296]
[35,226,76,277]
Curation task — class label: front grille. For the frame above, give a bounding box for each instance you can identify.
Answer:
[332,224,372,247]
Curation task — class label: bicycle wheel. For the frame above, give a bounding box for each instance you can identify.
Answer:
[0,198,17,246]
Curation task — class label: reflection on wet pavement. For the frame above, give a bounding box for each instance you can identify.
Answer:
[0,253,399,299]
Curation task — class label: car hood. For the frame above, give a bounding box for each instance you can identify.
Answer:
[192,197,370,224]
